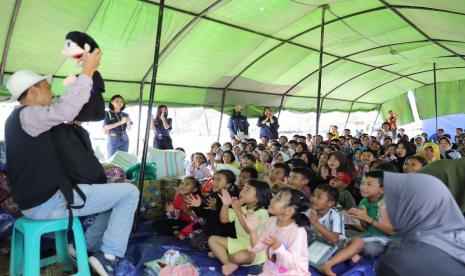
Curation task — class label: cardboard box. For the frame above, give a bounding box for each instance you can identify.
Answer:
[135,178,181,219]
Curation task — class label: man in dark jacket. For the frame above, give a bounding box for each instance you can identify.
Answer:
[228,105,249,140]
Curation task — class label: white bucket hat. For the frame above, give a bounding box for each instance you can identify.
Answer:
[6,70,52,100]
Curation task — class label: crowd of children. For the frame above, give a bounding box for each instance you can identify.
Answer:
[155,124,465,275]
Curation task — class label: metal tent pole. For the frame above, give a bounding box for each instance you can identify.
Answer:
[371,104,382,135]
[315,5,327,136]
[344,102,355,130]
[0,0,21,85]
[277,96,285,120]
[217,89,227,142]
[136,83,144,154]
[134,0,165,228]
[433,63,438,133]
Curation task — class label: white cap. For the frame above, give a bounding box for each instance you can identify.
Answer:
[6,70,52,100]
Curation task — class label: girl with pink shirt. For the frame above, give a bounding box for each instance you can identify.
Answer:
[245,188,311,276]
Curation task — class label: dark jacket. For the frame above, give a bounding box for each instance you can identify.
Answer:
[257,115,279,139]
[228,115,249,138]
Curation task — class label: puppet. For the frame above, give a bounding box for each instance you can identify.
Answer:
[62,31,105,121]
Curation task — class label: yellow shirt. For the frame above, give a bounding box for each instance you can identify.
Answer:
[228,206,269,265]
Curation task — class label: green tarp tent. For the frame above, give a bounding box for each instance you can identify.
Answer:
[1,0,465,121]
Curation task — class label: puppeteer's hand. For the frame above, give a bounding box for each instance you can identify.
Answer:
[82,49,101,78]
[63,74,77,86]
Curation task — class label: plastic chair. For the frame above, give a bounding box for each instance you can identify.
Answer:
[9,216,90,276]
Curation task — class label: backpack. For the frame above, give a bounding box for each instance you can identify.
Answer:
[52,124,107,184]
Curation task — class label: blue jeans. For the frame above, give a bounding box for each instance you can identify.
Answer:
[107,133,129,158]
[22,183,140,258]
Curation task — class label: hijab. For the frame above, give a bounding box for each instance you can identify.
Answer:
[414,135,425,152]
[384,172,465,264]
[417,142,440,163]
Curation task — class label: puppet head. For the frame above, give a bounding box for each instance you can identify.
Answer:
[62,31,99,67]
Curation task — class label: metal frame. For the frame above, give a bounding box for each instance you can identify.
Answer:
[216,89,227,142]
[277,96,285,120]
[136,83,144,154]
[140,0,225,84]
[380,1,465,62]
[0,0,21,85]
[134,0,165,227]
[343,102,355,130]
[141,1,454,97]
[433,63,438,133]
[315,5,327,135]
[371,104,382,135]
[353,65,465,102]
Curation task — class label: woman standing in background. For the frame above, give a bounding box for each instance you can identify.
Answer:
[152,105,173,149]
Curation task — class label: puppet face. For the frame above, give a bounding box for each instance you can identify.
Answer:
[62,40,90,67]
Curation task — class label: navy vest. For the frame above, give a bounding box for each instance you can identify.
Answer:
[5,107,74,210]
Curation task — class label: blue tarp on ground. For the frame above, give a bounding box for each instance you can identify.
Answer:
[119,220,379,275]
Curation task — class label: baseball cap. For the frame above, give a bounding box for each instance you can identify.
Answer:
[6,70,52,101]
[330,172,352,185]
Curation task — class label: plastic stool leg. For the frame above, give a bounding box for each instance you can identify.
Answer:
[22,230,41,276]
[72,222,91,276]
[55,230,74,272]
[10,228,24,276]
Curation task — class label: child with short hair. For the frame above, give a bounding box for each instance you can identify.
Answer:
[318,171,395,276]
[186,170,239,252]
[307,184,345,246]
[265,163,291,194]
[153,177,202,239]
[403,155,428,173]
[237,167,258,190]
[241,153,257,169]
[209,180,271,275]
[288,166,316,200]
[246,188,311,276]
[329,172,356,210]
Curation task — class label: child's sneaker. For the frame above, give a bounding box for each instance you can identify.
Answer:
[89,252,119,276]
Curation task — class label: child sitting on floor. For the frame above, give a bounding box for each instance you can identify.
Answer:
[318,170,395,276]
[186,170,239,252]
[153,177,202,240]
[237,167,258,190]
[246,188,311,276]
[329,172,356,210]
[264,163,291,194]
[288,166,317,200]
[208,180,271,275]
[403,155,428,173]
[306,185,345,255]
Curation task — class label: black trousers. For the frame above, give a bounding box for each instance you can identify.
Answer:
[153,135,173,149]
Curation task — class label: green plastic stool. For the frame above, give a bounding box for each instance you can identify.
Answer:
[9,216,91,276]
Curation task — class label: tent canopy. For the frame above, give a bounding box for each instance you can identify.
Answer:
[1,0,465,118]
